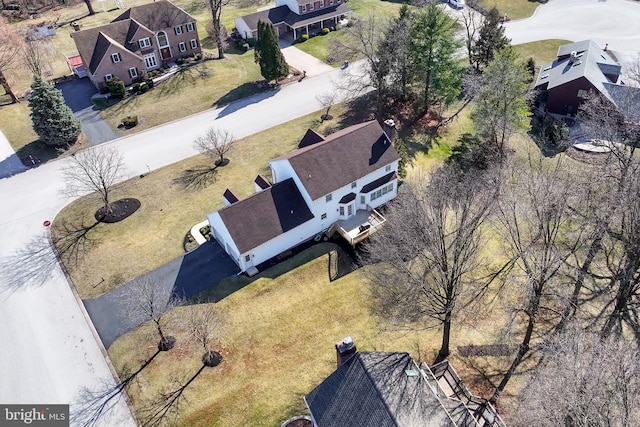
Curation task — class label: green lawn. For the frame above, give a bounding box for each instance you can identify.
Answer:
[513,39,572,67]
[477,0,542,20]
[294,31,346,66]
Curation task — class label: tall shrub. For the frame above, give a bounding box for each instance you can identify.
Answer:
[29,76,81,146]
[254,21,289,83]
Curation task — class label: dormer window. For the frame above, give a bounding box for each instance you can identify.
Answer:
[111,53,121,63]
[138,37,151,48]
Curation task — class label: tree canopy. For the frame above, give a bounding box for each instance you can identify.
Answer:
[254,21,289,83]
[29,76,81,146]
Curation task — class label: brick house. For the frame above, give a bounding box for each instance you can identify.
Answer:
[234,0,352,40]
[71,0,201,90]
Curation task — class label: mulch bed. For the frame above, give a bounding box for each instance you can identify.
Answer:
[457,344,513,358]
[95,198,141,223]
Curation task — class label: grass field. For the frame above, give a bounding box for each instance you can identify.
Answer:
[109,248,516,426]
[477,0,542,20]
[513,39,572,67]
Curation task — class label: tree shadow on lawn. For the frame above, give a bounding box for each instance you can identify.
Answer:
[172,164,218,191]
[212,82,269,117]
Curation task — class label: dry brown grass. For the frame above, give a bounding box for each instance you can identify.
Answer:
[109,248,519,427]
[53,105,351,298]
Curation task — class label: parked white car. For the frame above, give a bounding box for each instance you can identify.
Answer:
[449,0,465,9]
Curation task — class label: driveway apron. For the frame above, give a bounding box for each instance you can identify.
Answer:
[57,78,119,146]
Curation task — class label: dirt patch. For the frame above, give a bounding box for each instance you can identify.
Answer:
[95,198,141,223]
[458,344,513,358]
[564,146,609,166]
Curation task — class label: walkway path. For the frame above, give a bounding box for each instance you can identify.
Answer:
[0,62,365,426]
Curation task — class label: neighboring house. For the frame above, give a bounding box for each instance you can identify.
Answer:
[70,0,201,90]
[305,338,506,427]
[206,120,399,275]
[234,0,352,40]
[534,39,640,122]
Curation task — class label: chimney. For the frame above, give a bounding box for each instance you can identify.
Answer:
[568,51,578,64]
[382,119,396,146]
[335,336,357,368]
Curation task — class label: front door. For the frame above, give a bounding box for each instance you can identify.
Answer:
[347,202,355,218]
[160,47,171,60]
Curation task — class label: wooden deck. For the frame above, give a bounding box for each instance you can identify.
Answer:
[328,209,386,246]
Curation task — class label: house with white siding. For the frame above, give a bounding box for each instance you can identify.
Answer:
[206,120,400,275]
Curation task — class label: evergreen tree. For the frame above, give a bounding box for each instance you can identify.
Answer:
[471,7,510,71]
[254,21,289,83]
[29,76,81,146]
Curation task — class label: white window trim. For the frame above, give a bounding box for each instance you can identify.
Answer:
[320,0,324,7]
[330,0,334,4]
[157,31,169,48]
[190,39,198,49]
[186,22,195,32]
[302,4,307,12]
[144,53,158,69]
[179,42,187,52]
[309,2,314,10]
[128,67,138,78]
[385,164,391,172]
[138,38,151,48]
[325,193,332,202]
[175,25,183,35]
[111,53,121,63]
[104,73,114,81]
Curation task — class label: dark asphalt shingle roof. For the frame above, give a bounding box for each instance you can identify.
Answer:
[217,178,314,253]
[361,171,397,194]
[305,352,457,427]
[237,3,351,32]
[236,5,290,33]
[274,121,399,201]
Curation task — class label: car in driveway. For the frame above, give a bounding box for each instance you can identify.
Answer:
[449,0,465,9]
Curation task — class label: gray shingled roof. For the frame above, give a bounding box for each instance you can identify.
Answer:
[217,178,314,254]
[534,40,620,102]
[237,3,351,32]
[71,20,139,74]
[305,352,457,427]
[274,121,400,201]
[111,0,195,31]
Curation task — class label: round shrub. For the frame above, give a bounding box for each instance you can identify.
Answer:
[300,33,309,42]
[322,28,330,35]
[145,78,154,89]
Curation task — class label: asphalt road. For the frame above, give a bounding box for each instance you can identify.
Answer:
[0,61,363,426]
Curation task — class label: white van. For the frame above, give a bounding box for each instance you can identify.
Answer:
[449,0,465,9]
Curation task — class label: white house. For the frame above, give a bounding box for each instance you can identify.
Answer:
[234,0,352,40]
[206,120,400,275]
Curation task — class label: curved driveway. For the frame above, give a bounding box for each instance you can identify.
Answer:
[0,63,362,426]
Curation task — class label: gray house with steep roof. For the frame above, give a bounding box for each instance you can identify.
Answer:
[206,120,399,275]
[534,40,640,119]
[70,0,201,90]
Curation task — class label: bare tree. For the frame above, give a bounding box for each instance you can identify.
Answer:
[62,146,127,217]
[121,274,182,351]
[0,16,24,103]
[207,0,230,59]
[316,91,338,122]
[363,165,496,363]
[21,32,55,77]
[193,127,235,167]
[515,324,640,427]
[459,6,482,65]
[186,304,223,367]
[489,156,586,405]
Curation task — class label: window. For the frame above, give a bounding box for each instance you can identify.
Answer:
[382,185,388,195]
[186,22,195,32]
[179,42,187,52]
[302,4,307,12]
[190,39,198,49]
[157,31,168,48]
[387,183,394,192]
[321,213,327,220]
[577,89,589,98]
[320,0,324,6]
[347,204,353,216]
[385,164,391,172]
[339,206,344,216]
[175,26,183,35]
[111,53,121,63]
[104,73,114,81]
[309,2,314,10]
[330,0,334,4]
[360,195,365,204]
[144,53,158,69]
[370,193,376,202]
[351,181,357,188]
[138,37,151,48]
[326,194,332,202]
[128,67,138,78]
[245,254,251,262]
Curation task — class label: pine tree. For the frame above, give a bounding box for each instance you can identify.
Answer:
[254,21,289,83]
[29,76,81,146]
[471,7,510,71]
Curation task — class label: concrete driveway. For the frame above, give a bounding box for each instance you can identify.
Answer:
[84,241,239,348]
[57,78,119,146]
[280,43,335,77]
